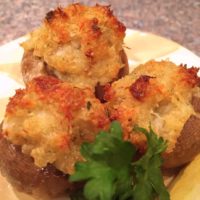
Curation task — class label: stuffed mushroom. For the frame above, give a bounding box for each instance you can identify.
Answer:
[0,76,109,198]
[21,4,129,100]
[104,60,200,168]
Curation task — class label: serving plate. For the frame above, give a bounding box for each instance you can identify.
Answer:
[0,29,200,200]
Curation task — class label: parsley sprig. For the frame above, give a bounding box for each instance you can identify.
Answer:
[133,126,169,200]
[70,121,169,200]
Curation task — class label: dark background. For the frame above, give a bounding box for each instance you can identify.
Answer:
[0,0,200,55]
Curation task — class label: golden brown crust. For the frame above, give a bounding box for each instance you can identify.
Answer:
[129,75,155,101]
[21,48,129,101]
[44,4,125,44]
[178,65,200,87]
[21,4,128,89]
[3,76,109,174]
[104,60,200,167]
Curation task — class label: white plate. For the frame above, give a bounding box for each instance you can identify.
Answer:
[0,29,200,200]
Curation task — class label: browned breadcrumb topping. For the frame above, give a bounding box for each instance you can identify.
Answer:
[3,76,109,174]
[129,75,155,101]
[105,60,200,153]
[44,4,125,43]
[22,4,126,88]
[103,83,115,101]
[178,65,200,87]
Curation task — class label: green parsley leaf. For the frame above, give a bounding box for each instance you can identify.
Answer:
[70,121,136,200]
[70,122,170,200]
[133,125,169,200]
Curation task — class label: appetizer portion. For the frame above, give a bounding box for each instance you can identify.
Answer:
[0,76,109,198]
[21,4,128,96]
[104,60,200,168]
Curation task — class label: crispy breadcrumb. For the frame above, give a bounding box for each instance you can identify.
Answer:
[104,60,200,153]
[3,76,109,174]
[22,4,126,88]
